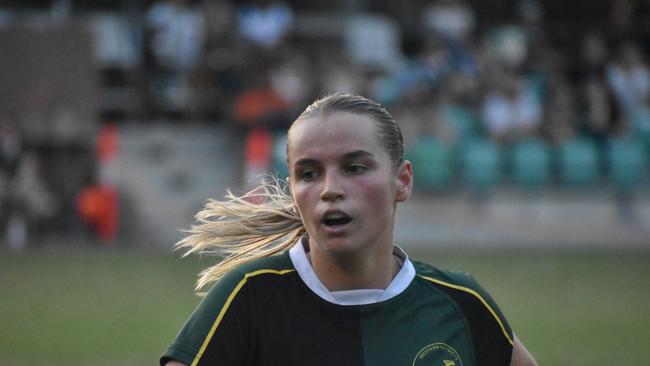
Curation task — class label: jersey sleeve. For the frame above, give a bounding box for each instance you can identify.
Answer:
[415,262,514,365]
[445,271,514,365]
[160,268,252,366]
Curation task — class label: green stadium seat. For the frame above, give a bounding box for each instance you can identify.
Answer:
[509,139,551,188]
[630,107,650,159]
[461,138,502,191]
[606,138,646,190]
[557,138,600,186]
[406,135,454,191]
[441,105,479,143]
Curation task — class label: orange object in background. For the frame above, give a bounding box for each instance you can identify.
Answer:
[243,127,273,204]
[245,126,272,168]
[233,88,288,124]
[77,185,118,243]
[97,124,119,163]
[77,123,121,243]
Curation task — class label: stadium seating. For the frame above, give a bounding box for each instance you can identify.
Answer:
[441,105,480,143]
[460,138,502,191]
[406,135,455,191]
[556,138,600,186]
[606,138,647,191]
[630,107,650,158]
[509,138,551,188]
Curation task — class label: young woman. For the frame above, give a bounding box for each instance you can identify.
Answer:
[161,93,537,366]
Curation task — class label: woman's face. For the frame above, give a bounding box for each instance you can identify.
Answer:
[288,112,412,259]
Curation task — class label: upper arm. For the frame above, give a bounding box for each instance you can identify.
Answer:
[510,335,538,366]
[164,361,187,366]
[160,270,252,366]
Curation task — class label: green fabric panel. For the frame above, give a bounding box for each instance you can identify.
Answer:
[414,262,513,345]
[360,280,474,366]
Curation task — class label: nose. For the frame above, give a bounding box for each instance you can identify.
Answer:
[320,170,345,201]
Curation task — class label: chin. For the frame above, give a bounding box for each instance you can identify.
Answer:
[313,235,359,254]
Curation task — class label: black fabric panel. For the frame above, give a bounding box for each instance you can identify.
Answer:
[195,276,252,366]
[196,270,365,366]
[429,283,513,366]
[248,272,365,366]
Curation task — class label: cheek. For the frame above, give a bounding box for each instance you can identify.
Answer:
[291,184,315,214]
[355,176,396,212]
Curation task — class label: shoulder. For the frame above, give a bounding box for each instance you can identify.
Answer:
[412,260,485,295]
[161,254,296,366]
[413,260,514,349]
[205,252,296,301]
[414,261,491,300]
[230,251,295,277]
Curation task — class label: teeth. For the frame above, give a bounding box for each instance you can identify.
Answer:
[326,213,346,219]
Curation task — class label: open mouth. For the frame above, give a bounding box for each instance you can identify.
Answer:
[323,212,352,227]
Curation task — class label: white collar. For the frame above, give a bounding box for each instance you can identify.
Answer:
[288,237,416,306]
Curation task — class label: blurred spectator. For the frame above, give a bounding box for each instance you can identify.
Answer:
[375,35,454,105]
[147,0,204,72]
[570,32,622,145]
[12,152,58,225]
[391,97,431,145]
[233,75,289,128]
[422,0,475,42]
[580,76,622,142]
[1,141,58,251]
[77,184,118,242]
[198,0,244,119]
[318,50,367,97]
[344,13,403,72]
[481,74,542,143]
[606,42,650,116]
[579,32,609,77]
[428,93,463,145]
[542,76,577,143]
[90,13,140,68]
[517,0,543,26]
[236,0,293,50]
[145,0,205,115]
[270,50,314,114]
[421,0,479,77]
[1,121,25,251]
[483,26,528,71]
[436,73,481,142]
[516,0,544,41]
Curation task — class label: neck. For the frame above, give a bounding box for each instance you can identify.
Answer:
[308,239,400,291]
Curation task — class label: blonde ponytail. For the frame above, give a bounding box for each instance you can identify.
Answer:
[176,177,304,293]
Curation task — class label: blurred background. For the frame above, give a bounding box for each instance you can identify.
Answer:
[0,0,649,365]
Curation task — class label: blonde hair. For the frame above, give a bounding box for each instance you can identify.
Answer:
[177,93,404,293]
[176,177,304,293]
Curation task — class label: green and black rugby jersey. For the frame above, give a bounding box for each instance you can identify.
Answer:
[161,241,513,366]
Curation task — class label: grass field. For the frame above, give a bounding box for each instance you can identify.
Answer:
[1,245,649,365]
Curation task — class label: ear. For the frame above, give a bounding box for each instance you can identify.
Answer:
[395,160,413,202]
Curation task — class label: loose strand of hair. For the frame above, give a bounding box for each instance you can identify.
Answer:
[175,177,305,294]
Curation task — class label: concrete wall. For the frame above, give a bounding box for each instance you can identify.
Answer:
[114,125,650,249]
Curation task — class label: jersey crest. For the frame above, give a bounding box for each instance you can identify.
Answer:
[412,343,463,366]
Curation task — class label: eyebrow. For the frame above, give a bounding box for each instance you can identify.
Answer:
[293,150,376,167]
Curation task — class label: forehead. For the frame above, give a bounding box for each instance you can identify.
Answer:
[288,112,383,162]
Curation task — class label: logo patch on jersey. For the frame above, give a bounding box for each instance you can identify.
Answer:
[412,343,463,366]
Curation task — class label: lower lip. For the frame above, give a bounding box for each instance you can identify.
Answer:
[322,221,351,235]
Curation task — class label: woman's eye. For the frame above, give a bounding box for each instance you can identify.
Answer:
[300,170,318,180]
[346,165,367,174]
